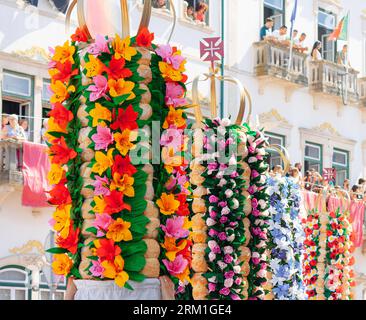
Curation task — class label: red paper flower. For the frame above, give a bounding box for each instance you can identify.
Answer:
[51,61,79,83]
[112,155,137,177]
[48,103,74,129]
[104,190,131,214]
[49,136,77,165]
[56,223,80,254]
[176,194,190,217]
[177,239,192,264]
[71,27,89,43]
[96,239,121,262]
[110,105,138,132]
[103,57,133,80]
[48,183,72,206]
[136,27,154,47]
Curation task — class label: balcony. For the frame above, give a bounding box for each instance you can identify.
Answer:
[0,140,23,186]
[253,40,308,87]
[359,77,366,107]
[309,60,360,104]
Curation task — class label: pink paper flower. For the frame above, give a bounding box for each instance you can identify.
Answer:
[218,232,227,241]
[224,254,233,264]
[225,271,235,279]
[93,176,111,197]
[219,287,230,296]
[165,82,187,108]
[91,125,114,151]
[208,283,216,292]
[220,216,228,224]
[156,44,185,70]
[89,260,105,278]
[161,216,190,239]
[160,127,183,152]
[209,195,219,203]
[87,75,109,102]
[230,294,241,300]
[87,34,110,56]
[162,255,188,276]
[93,213,112,237]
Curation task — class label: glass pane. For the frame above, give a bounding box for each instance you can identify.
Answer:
[305,144,320,160]
[54,291,65,300]
[15,289,26,300]
[267,135,283,146]
[305,160,320,173]
[3,73,31,97]
[318,10,335,29]
[185,0,210,25]
[333,151,347,166]
[0,289,11,300]
[0,270,27,283]
[336,169,347,187]
[151,0,170,9]
[40,290,50,300]
[264,0,283,10]
[42,82,52,101]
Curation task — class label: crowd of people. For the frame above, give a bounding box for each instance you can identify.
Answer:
[152,0,209,23]
[260,18,350,67]
[1,113,49,144]
[269,162,366,202]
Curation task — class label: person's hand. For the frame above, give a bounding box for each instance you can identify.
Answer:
[65,277,77,300]
[159,276,175,300]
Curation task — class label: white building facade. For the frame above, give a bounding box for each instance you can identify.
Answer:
[0,0,365,299]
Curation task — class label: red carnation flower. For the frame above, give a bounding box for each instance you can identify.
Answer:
[112,155,138,177]
[51,61,79,83]
[48,183,72,206]
[136,27,154,47]
[71,27,89,43]
[96,239,122,262]
[49,136,77,165]
[110,105,138,131]
[104,190,131,214]
[48,103,74,129]
[103,57,133,80]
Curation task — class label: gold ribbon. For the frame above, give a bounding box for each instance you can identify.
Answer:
[65,0,177,43]
[192,68,251,126]
[267,144,291,175]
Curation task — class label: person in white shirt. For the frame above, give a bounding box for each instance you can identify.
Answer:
[294,33,308,53]
[272,25,290,46]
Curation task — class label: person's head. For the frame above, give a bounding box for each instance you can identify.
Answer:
[8,114,19,128]
[305,170,311,177]
[279,25,288,36]
[352,185,361,193]
[273,165,283,175]
[196,2,208,14]
[187,5,194,15]
[265,18,274,28]
[342,44,348,52]
[299,33,307,42]
[291,167,300,178]
[153,0,166,8]
[293,29,298,38]
[295,162,302,171]
[312,41,322,52]
[358,178,365,186]
[1,114,9,126]
[310,168,316,174]
[19,119,28,130]
[343,179,350,189]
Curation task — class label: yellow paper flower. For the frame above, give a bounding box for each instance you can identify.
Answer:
[53,204,72,239]
[114,130,136,156]
[106,218,133,242]
[50,81,76,104]
[48,164,65,185]
[112,34,137,61]
[52,254,73,276]
[93,196,107,214]
[110,173,135,197]
[92,148,115,176]
[101,256,129,287]
[157,193,180,215]
[47,117,68,134]
[85,54,103,78]
[161,237,187,262]
[52,41,75,64]
[159,62,183,82]
[163,107,186,129]
[90,103,112,127]
[108,78,136,100]
[177,266,191,283]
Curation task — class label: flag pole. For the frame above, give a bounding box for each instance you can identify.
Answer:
[345,10,350,105]
[287,0,297,77]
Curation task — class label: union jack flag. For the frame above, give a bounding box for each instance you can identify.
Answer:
[323,168,337,182]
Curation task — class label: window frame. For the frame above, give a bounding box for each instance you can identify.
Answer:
[332,148,349,185]
[0,265,32,300]
[318,8,337,62]
[263,0,285,30]
[304,141,323,173]
[2,71,32,98]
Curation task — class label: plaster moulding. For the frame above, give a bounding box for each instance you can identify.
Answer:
[9,240,44,255]
[12,46,50,63]
[258,108,292,130]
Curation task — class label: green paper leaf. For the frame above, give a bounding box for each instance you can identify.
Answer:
[46,247,68,254]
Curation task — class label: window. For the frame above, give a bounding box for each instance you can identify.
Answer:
[149,0,170,10]
[264,0,285,30]
[185,0,210,25]
[42,80,51,103]
[2,72,32,97]
[332,148,349,186]
[304,142,323,173]
[0,266,31,300]
[265,132,286,170]
[318,8,337,62]
[38,271,66,300]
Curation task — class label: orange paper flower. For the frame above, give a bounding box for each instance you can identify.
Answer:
[52,41,75,64]
[106,218,133,242]
[101,256,129,287]
[108,78,135,100]
[52,254,73,276]
[157,193,180,215]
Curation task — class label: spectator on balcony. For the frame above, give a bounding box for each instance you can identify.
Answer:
[294,33,308,53]
[41,118,49,145]
[273,25,290,46]
[5,114,27,141]
[19,119,29,141]
[187,5,195,20]
[358,178,366,193]
[343,178,350,191]
[294,162,303,179]
[260,18,274,41]
[1,114,9,139]
[351,184,363,201]
[311,41,322,61]
[292,29,298,42]
[194,2,208,23]
[337,45,351,68]
[152,0,167,9]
